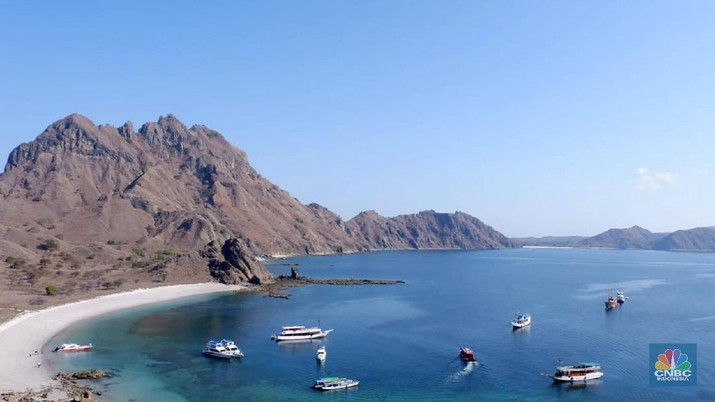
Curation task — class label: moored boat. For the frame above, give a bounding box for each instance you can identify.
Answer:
[54,343,93,352]
[460,347,477,362]
[271,325,333,342]
[202,339,243,359]
[313,377,359,391]
[511,312,532,328]
[550,362,603,382]
[316,345,326,362]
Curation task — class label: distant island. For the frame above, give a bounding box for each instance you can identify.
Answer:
[514,225,715,251]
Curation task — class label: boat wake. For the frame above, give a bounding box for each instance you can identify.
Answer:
[447,361,478,382]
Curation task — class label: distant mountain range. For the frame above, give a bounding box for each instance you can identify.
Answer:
[515,225,715,251]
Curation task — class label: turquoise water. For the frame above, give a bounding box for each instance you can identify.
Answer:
[47,249,715,401]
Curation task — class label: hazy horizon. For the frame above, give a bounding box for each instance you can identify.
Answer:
[2,1,714,237]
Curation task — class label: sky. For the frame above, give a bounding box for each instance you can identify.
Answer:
[1,1,714,237]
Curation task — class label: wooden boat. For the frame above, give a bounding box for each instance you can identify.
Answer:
[460,347,477,362]
[549,362,603,382]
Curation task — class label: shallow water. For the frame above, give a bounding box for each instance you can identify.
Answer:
[47,249,715,401]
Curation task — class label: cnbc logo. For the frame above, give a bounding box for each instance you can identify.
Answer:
[650,344,697,386]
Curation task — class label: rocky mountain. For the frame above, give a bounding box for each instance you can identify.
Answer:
[347,210,513,250]
[578,226,667,249]
[653,227,715,251]
[0,113,512,309]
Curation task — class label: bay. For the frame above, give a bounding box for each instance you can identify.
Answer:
[47,248,715,401]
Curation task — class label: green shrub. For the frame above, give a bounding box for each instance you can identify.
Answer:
[45,285,58,296]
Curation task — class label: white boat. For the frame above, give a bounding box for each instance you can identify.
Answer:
[550,362,603,382]
[219,339,244,357]
[271,325,334,342]
[54,343,93,352]
[202,340,243,359]
[313,377,359,391]
[616,291,627,304]
[316,345,326,362]
[511,313,531,329]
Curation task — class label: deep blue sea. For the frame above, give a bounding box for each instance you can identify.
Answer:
[46,249,715,401]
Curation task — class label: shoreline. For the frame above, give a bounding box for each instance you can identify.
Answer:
[0,282,245,395]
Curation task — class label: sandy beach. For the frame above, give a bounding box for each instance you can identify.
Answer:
[0,282,244,394]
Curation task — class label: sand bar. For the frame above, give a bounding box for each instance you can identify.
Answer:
[0,282,244,393]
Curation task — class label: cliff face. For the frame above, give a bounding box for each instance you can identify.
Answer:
[0,113,512,303]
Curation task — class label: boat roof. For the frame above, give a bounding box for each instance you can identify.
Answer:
[557,363,601,370]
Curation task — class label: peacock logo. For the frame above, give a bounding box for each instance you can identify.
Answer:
[654,349,691,371]
[651,344,696,385]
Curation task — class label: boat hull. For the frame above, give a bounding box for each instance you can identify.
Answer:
[553,372,603,382]
[274,329,333,342]
[202,351,236,359]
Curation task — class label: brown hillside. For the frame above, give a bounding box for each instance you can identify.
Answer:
[0,114,512,314]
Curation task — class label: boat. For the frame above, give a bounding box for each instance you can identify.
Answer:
[511,312,532,328]
[604,295,618,310]
[202,340,243,359]
[313,377,359,391]
[219,339,244,357]
[316,345,326,362]
[54,343,93,352]
[313,377,341,389]
[616,290,627,304]
[460,347,477,362]
[549,362,603,382]
[271,325,334,342]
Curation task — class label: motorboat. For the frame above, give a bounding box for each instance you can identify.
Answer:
[313,377,359,391]
[219,339,244,357]
[271,325,333,342]
[54,343,93,352]
[202,340,243,359]
[511,312,532,328]
[460,347,477,362]
[616,291,627,304]
[316,345,326,362]
[549,362,603,382]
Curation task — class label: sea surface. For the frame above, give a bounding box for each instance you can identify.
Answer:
[47,248,715,401]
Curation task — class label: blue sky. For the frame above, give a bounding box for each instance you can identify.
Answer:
[1,1,714,237]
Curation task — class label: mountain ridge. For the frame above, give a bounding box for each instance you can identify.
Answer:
[0,113,512,311]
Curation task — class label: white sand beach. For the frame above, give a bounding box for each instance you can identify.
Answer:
[0,283,244,393]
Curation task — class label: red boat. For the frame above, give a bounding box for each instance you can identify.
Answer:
[460,347,476,362]
[54,343,93,352]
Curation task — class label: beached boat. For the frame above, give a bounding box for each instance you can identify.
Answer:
[604,295,618,310]
[460,347,477,362]
[54,343,93,352]
[549,362,603,382]
[316,345,326,362]
[202,340,243,359]
[616,290,627,304]
[313,377,359,391]
[511,312,532,328]
[271,325,333,342]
